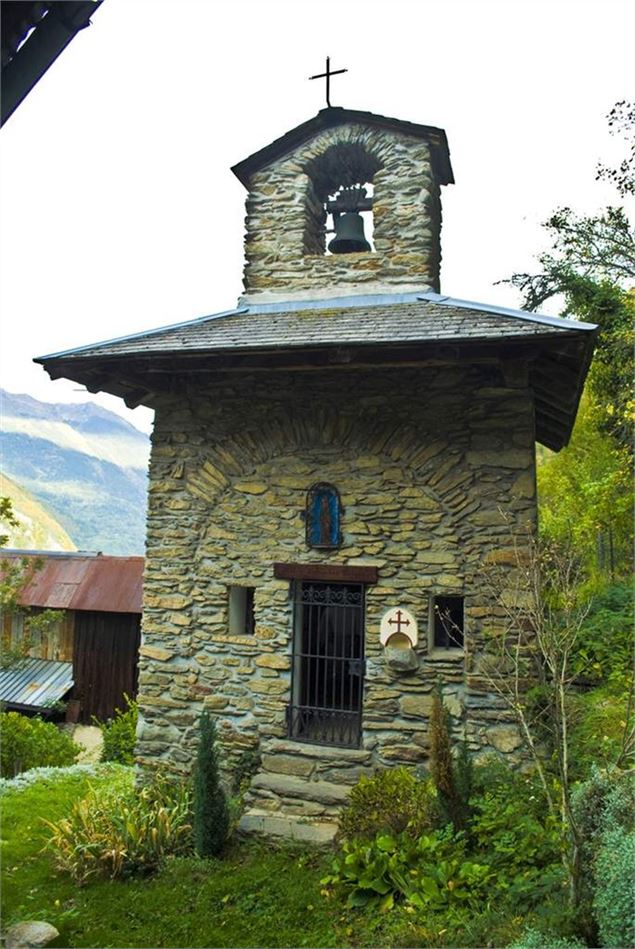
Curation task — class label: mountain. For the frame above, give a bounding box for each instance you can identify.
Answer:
[0,472,76,551]
[0,390,150,555]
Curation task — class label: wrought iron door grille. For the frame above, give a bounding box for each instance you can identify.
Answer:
[288,581,364,748]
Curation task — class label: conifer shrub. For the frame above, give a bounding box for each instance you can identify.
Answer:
[0,711,80,777]
[429,686,471,829]
[337,767,440,841]
[193,709,229,857]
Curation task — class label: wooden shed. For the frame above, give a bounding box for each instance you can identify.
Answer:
[0,551,143,722]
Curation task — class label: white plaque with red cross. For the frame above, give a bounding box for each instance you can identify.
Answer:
[380,607,418,647]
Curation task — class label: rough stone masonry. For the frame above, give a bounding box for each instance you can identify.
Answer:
[34,106,595,840]
[136,363,533,826]
[238,121,443,303]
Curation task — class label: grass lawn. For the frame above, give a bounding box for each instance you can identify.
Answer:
[1,766,524,949]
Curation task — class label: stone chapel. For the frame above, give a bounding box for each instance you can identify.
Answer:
[37,106,596,841]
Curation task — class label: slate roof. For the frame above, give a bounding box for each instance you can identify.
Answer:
[35,291,597,451]
[36,292,595,361]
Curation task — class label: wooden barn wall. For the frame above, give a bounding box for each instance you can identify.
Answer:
[1,608,74,661]
[73,611,141,723]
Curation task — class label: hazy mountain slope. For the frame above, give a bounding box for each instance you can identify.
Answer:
[0,390,150,555]
[0,472,76,551]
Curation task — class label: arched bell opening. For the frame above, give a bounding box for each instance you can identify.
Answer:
[303,143,382,257]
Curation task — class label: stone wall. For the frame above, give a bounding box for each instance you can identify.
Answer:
[239,123,444,303]
[136,362,536,816]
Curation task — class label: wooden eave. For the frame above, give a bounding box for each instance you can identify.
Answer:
[38,330,595,452]
[274,563,379,583]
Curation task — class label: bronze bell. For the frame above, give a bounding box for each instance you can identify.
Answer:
[328,211,371,254]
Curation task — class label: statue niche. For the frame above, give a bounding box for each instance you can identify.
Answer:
[305,482,343,549]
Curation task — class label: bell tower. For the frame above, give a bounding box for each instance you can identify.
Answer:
[232,108,454,305]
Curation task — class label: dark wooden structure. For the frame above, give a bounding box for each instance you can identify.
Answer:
[0,551,142,722]
[1,1,103,127]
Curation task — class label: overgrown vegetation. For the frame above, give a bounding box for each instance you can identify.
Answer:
[0,711,80,777]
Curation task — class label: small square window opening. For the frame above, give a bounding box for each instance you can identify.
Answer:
[228,586,255,636]
[432,595,464,650]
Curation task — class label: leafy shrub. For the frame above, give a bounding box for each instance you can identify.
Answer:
[601,770,635,831]
[572,768,635,946]
[322,828,492,914]
[572,767,634,889]
[470,759,563,906]
[44,772,192,882]
[571,766,635,846]
[337,767,440,842]
[95,695,138,765]
[593,827,635,948]
[508,927,586,949]
[193,709,229,857]
[0,712,80,777]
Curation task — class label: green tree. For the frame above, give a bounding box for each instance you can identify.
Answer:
[538,392,633,578]
[0,497,62,669]
[0,496,19,548]
[596,99,635,197]
[507,100,634,312]
[507,103,634,575]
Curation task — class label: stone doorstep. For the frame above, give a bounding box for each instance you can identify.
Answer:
[239,808,338,845]
[251,772,351,806]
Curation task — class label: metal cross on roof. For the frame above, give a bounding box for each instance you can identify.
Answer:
[309,56,347,108]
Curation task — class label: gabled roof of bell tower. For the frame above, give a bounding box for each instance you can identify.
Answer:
[231,107,455,188]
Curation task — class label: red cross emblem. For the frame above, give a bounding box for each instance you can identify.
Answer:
[388,609,411,635]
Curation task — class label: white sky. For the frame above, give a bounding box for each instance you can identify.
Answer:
[1,0,633,435]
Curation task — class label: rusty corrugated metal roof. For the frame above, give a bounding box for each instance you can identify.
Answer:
[0,657,73,710]
[0,552,143,614]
